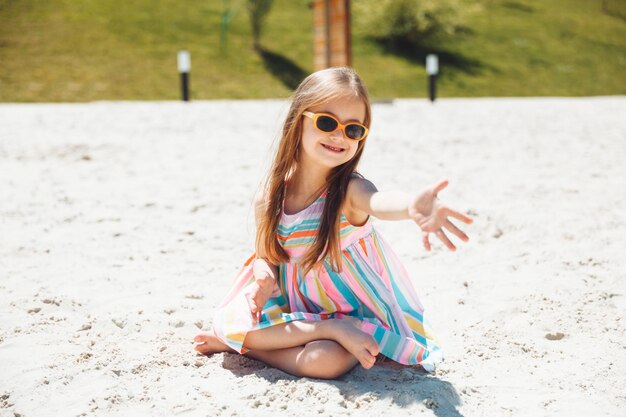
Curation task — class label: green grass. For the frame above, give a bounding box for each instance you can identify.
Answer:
[0,0,624,101]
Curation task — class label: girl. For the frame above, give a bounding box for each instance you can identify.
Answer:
[194,67,472,379]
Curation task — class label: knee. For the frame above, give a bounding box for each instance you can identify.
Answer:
[296,340,357,379]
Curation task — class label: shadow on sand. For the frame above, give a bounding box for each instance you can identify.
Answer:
[221,353,463,417]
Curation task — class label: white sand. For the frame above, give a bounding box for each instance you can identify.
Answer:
[0,97,624,417]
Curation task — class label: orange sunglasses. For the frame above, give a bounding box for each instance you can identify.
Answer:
[303,111,369,141]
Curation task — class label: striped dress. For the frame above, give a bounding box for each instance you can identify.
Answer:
[212,189,443,372]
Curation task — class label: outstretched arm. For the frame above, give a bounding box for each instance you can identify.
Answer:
[346,176,473,251]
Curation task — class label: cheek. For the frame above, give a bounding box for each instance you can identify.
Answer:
[303,122,319,141]
[301,131,317,152]
[302,124,319,144]
[347,143,359,159]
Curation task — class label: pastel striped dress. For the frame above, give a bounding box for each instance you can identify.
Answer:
[212,189,443,372]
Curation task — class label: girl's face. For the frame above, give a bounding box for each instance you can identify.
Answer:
[299,95,366,171]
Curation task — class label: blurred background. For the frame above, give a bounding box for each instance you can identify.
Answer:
[0,0,625,102]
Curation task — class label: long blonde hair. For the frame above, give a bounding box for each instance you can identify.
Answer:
[256,67,372,275]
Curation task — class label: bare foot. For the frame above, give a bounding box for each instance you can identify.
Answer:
[330,319,380,369]
[193,328,237,355]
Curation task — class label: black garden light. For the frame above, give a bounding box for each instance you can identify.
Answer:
[426,54,438,103]
[178,50,191,101]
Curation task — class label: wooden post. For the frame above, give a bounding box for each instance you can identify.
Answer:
[313,0,351,70]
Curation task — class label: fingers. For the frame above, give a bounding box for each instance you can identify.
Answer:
[431,181,473,225]
[444,219,469,242]
[245,294,258,322]
[251,310,264,325]
[443,207,473,224]
[435,229,456,251]
[246,297,264,324]
[422,231,431,251]
[245,282,275,324]
[432,178,449,195]
[423,228,456,251]
[416,179,473,252]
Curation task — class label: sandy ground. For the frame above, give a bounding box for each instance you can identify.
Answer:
[0,97,624,417]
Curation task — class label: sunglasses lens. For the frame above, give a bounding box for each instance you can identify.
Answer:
[345,124,366,140]
[316,115,338,132]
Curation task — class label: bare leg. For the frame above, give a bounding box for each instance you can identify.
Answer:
[245,340,360,379]
[193,321,330,355]
[242,320,336,350]
[194,319,379,369]
[244,319,379,369]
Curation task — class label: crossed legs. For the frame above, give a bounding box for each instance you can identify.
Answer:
[194,319,380,379]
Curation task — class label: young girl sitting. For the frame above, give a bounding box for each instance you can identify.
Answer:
[194,67,472,380]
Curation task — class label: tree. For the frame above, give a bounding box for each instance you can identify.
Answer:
[247,0,274,50]
[353,0,479,44]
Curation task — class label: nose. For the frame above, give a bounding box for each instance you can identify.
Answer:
[328,128,345,140]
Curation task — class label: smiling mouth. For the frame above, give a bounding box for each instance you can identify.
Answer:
[321,143,345,152]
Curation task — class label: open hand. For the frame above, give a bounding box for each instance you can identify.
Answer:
[244,275,275,324]
[408,178,473,251]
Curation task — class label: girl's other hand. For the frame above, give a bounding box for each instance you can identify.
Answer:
[245,275,275,324]
[409,178,473,251]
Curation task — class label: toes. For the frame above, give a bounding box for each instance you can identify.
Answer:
[360,353,376,369]
[356,348,377,369]
[194,343,211,355]
[194,333,210,343]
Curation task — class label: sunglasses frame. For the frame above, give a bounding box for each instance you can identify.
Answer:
[302,111,369,141]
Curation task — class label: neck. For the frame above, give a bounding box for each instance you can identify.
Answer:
[288,160,331,197]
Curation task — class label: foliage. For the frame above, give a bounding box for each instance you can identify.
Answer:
[0,0,624,101]
[220,0,239,52]
[247,0,274,49]
[353,0,481,43]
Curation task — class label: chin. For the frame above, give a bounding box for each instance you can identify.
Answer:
[327,160,353,170]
